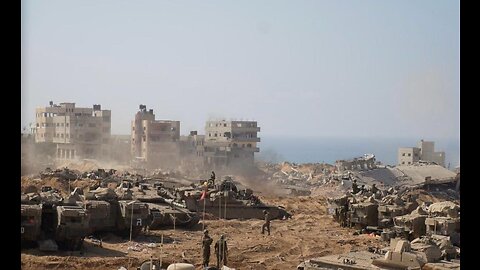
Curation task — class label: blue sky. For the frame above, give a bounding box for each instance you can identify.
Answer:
[21,0,459,140]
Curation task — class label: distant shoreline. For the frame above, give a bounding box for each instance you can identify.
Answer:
[257,136,460,168]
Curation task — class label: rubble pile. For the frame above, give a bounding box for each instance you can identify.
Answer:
[21,157,460,270]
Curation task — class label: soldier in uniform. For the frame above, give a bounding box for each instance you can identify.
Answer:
[208,171,216,187]
[352,179,360,194]
[371,183,379,194]
[201,229,213,268]
[215,235,228,268]
[262,210,271,235]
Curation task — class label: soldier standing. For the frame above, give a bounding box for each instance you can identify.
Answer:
[261,210,271,235]
[371,184,379,194]
[201,229,213,268]
[215,235,228,268]
[352,179,359,194]
[208,171,216,187]
[339,206,346,227]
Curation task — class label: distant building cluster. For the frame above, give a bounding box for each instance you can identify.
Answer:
[130,105,260,169]
[28,101,448,170]
[31,102,260,170]
[398,140,445,167]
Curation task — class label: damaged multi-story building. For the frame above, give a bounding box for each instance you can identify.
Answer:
[335,154,377,172]
[34,102,111,160]
[204,120,260,169]
[131,105,180,169]
[178,131,205,168]
[398,140,445,167]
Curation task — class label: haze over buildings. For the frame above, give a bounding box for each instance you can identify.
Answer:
[21,1,459,164]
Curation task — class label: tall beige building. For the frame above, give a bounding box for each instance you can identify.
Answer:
[204,120,260,168]
[398,139,445,167]
[35,102,111,160]
[131,105,180,168]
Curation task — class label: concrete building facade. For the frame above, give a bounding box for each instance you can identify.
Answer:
[336,154,376,172]
[398,140,445,167]
[204,120,260,169]
[131,105,180,169]
[35,102,111,160]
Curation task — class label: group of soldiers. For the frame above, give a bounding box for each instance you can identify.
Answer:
[201,230,228,268]
[200,171,272,268]
[201,209,271,268]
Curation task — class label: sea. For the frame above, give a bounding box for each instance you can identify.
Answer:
[257,136,460,169]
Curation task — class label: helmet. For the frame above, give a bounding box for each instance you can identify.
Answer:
[203,229,209,234]
[220,234,225,239]
[263,210,267,214]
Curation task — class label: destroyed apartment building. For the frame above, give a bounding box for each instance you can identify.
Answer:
[203,120,260,169]
[334,154,457,190]
[130,105,261,170]
[33,101,111,160]
[335,154,377,172]
[131,105,181,169]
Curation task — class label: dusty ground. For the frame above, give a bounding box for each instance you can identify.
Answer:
[21,194,384,270]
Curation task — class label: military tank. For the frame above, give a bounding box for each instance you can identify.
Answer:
[21,188,89,250]
[21,198,42,246]
[117,181,199,229]
[180,178,291,220]
[347,200,378,229]
[40,167,78,180]
[82,187,149,238]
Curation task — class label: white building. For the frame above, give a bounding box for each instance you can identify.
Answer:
[398,140,445,167]
[35,102,111,160]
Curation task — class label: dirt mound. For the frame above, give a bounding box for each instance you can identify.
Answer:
[54,159,133,174]
[21,176,95,196]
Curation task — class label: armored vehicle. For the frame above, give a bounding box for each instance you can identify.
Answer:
[40,167,78,180]
[348,201,378,229]
[392,207,428,240]
[83,188,149,237]
[326,195,350,226]
[377,204,410,228]
[20,188,89,250]
[54,205,89,249]
[21,204,42,245]
[425,201,460,246]
[121,182,199,229]
[181,178,291,220]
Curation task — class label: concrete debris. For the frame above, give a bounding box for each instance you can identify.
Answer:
[21,159,459,270]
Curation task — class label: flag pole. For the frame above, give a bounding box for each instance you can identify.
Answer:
[202,185,207,231]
